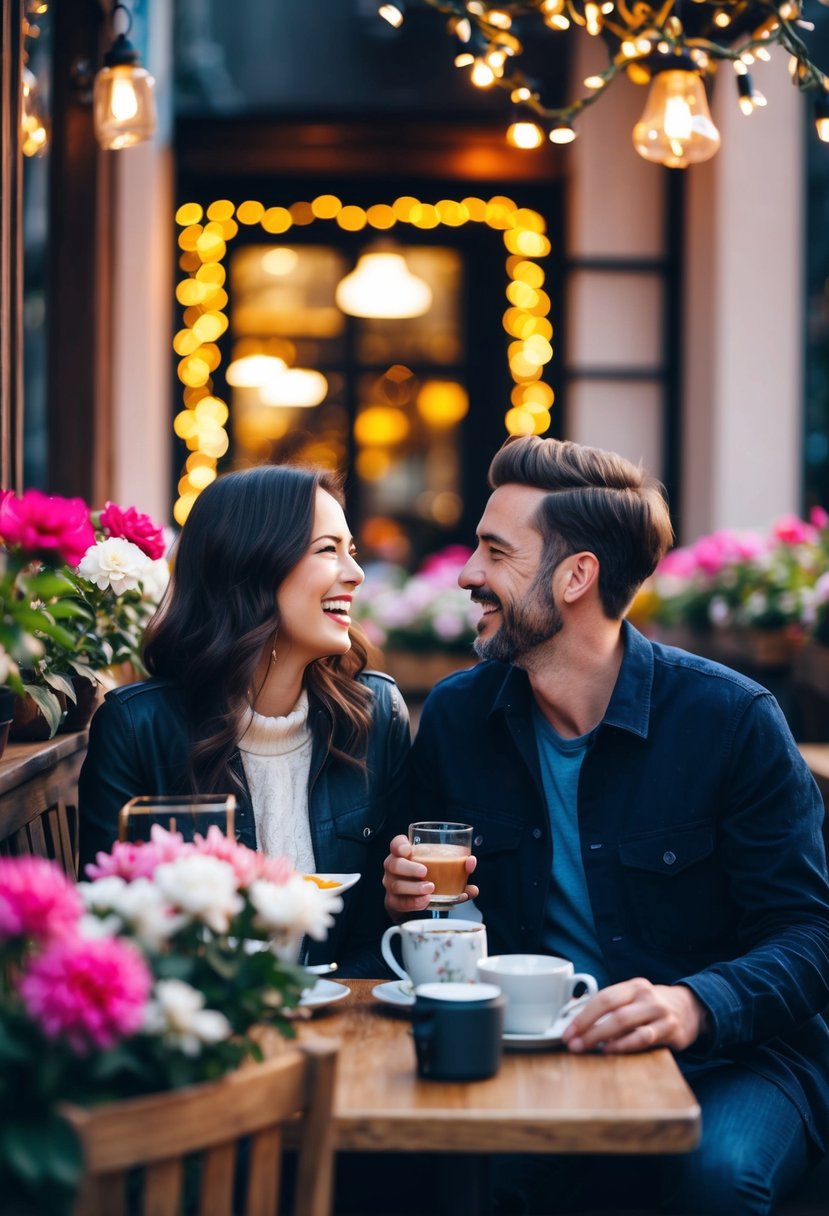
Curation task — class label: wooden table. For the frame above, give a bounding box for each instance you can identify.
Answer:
[293,980,701,1157]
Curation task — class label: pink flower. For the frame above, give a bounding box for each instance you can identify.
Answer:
[657,547,699,578]
[84,826,192,882]
[100,502,166,560]
[19,934,151,1054]
[810,506,829,530]
[0,856,82,943]
[193,826,292,887]
[0,489,95,565]
[772,515,818,546]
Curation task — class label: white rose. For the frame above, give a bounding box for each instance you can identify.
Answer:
[113,877,187,951]
[144,979,232,1056]
[140,557,170,604]
[153,855,243,933]
[249,874,343,943]
[78,875,128,911]
[78,537,150,593]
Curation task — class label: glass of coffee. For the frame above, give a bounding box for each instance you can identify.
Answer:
[408,821,473,909]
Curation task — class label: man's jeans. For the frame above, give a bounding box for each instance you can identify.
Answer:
[489,1064,813,1215]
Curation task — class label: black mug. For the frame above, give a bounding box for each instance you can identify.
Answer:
[411,982,505,1081]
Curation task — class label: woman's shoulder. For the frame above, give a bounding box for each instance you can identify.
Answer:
[357,669,407,719]
[98,679,185,731]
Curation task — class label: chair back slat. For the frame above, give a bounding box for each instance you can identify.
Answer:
[245,1127,282,1216]
[64,1041,338,1216]
[198,1142,237,1216]
[143,1158,183,1216]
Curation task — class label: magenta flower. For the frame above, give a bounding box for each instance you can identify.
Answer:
[772,515,818,547]
[0,489,95,566]
[100,501,166,560]
[0,856,82,943]
[85,827,192,882]
[19,934,152,1054]
[810,506,829,530]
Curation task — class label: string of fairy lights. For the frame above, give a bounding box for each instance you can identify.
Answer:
[378,1,829,167]
[173,194,554,524]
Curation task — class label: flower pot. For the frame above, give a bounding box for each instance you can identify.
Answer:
[381,648,476,697]
[0,687,15,761]
[59,676,102,734]
[9,689,68,742]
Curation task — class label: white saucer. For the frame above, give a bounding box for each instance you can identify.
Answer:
[372,980,415,1009]
[299,979,350,1010]
[502,1006,582,1050]
[305,873,360,894]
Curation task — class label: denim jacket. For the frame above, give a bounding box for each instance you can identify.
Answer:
[398,622,829,1150]
[78,671,410,975]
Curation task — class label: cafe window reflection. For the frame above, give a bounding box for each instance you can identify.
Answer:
[226,240,465,563]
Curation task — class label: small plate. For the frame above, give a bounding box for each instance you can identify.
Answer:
[304,872,360,894]
[299,979,350,1010]
[502,1002,586,1050]
[372,980,415,1009]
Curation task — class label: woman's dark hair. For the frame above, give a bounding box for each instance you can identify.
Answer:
[143,465,373,793]
[489,436,674,619]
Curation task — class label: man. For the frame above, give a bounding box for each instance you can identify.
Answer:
[383,435,829,1214]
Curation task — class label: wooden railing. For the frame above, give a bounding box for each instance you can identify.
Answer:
[0,731,87,876]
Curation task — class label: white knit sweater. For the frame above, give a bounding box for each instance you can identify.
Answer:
[237,690,316,872]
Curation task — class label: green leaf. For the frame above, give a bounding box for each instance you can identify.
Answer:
[26,571,76,598]
[0,1122,45,1183]
[43,671,76,702]
[21,684,63,736]
[48,601,92,621]
[69,660,100,683]
[38,1115,84,1187]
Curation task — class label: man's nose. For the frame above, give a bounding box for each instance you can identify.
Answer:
[458,556,483,589]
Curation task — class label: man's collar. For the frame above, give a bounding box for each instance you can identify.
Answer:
[488,619,653,739]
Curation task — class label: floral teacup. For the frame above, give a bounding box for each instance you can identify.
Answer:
[381,918,487,989]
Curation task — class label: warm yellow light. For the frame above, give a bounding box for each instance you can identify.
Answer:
[262,247,299,276]
[367,203,397,229]
[237,200,265,225]
[93,63,156,150]
[176,202,203,226]
[817,117,829,142]
[195,230,226,262]
[175,279,208,307]
[378,3,404,28]
[507,121,545,149]
[192,312,228,343]
[584,2,602,35]
[260,369,328,408]
[549,124,576,145]
[173,329,201,357]
[633,67,721,168]
[471,59,496,87]
[262,207,293,234]
[506,281,539,309]
[505,407,536,436]
[174,494,198,526]
[178,357,210,388]
[356,449,392,481]
[194,397,229,425]
[416,381,469,427]
[186,465,217,490]
[511,87,532,102]
[354,407,411,446]
[336,252,432,318]
[584,74,605,89]
[225,354,287,388]
[290,201,315,225]
[337,205,368,231]
[206,199,235,222]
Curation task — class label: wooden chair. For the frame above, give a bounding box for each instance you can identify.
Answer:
[61,1040,338,1216]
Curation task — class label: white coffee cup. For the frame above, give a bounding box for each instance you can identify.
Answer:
[476,954,598,1034]
[381,918,488,988]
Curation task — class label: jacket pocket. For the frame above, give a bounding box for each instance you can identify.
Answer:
[618,820,729,953]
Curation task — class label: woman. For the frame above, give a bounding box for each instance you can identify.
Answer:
[78,464,410,975]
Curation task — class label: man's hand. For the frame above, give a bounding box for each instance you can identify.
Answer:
[561,978,708,1054]
[383,834,479,921]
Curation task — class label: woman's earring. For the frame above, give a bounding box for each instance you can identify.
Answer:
[270,646,278,665]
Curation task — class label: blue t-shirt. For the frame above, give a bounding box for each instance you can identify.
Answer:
[533,705,610,988]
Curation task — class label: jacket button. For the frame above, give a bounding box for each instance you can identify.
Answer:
[663,850,676,866]
[363,827,371,838]
[473,834,483,847]
[532,828,542,839]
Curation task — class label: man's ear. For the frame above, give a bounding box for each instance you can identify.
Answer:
[557,551,600,604]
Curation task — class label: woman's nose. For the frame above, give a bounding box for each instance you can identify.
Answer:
[345,553,364,586]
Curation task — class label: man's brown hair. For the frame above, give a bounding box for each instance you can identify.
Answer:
[489,435,673,619]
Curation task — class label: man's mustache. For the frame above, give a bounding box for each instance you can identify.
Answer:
[470,590,501,609]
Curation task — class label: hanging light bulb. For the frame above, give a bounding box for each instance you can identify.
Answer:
[93,2,157,150]
[377,2,405,28]
[815,92,829,142]
[632,54,721,168]
[20,66,49,158]
[335,250,432,318]
[507,119,545,148]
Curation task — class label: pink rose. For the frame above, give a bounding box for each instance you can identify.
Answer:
[810,506,829,530]
[100,501,166,560]
[0,489,95,566]
[19,934,151,1054]
[772,515,817,546]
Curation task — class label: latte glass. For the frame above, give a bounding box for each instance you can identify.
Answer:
[408,821,473,908]
[118,794,236,843]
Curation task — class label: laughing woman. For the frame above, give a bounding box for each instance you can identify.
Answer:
[78,465,410,975]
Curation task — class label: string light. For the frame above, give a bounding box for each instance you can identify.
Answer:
[172,194,554,520]
[93,2,156,151]
[404,1,829,168]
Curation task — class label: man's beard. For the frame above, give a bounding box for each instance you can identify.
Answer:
[472,577,562,665]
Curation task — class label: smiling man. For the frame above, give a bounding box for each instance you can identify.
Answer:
[383,435,829,1215]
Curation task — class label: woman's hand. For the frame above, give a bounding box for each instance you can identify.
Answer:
[383,834,479,921]
[561,978,708,1054]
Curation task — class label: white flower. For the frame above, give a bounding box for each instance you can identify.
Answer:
[140,557,170,604]
[708,597,730,627]
[153,855,243,933]
[144,979,232,1056]
[249,874,343,942]
[78,537,150,593]
[77,911,122,939]
[0,644,16,685]
[114,877,186,950]
[78,875,128,911]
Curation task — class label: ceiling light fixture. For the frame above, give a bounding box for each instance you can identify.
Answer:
[335,249,433,318]
[93,1,157,151]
